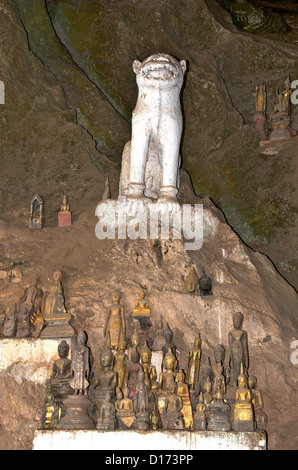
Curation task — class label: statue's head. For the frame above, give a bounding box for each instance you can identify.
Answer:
[100,348,114,368]
[118,338,127,352]
[77,331,87,345]
[133,53,186,90]
[58,340,69,358]
[112,290,121,303]
[53,271,62,282]
[233,311,244,329]
[139,341,152,364]
[163,348,177,371]
[176,369,185,383]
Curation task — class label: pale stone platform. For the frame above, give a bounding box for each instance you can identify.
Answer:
[0,338,73,384]
[33,429,267,451]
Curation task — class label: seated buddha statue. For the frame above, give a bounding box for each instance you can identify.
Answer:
[233,363,255,432]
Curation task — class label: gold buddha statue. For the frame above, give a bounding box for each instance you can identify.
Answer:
[185,335,201,389]
[233,363,255,432]
[139,341,159,391]
[115,383,136,429]
[113,338,128,391]
[176,369,193,429]
[132,289,151,317]
[104,290,126,350]
[183,267,199,295]
[60,195,70,213]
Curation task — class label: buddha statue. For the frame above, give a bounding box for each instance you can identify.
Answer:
[185,335,201,390]
[15,303,31,338]
[162,323,178,370]
[248,375,267,429]
[159,348,178,395]
[104,290,126,351]
[183,267,199,295]
[113,338,128,391]
[50,340,73,400]
[92,348,118,402]
[69,331,90,396]
[255,84,266,114]
[233,363,255,432]
[41,391,60,429]
[134,368,150,431]
[139,341,159,391]
[128,327,140,360]
[2,307,17,337]
[115,383,136,429]
[60,195,70,213]
[207,383,231,432]
[228,312,249,386]
[198,269,212,296]
[40,270,74,338]
[176,369,193,429]
[133,289,150,316]
[193,392,207,431]
[212,362,226,398]
[203,376,213,405]
[163,383,185,430]
[125,346,142,399]
[152,315,166,351]
[96,391,115,430]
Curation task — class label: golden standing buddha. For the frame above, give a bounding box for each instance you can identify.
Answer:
[185,335,201,389]
[176,369,193,429]
[104,290,126,350]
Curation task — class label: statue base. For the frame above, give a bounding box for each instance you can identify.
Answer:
[57,395,95,430]
[58,212,72,227]
[268,127,292,141]
[39,313,76,339]
[33,430,267,450]
[207,402,231,432]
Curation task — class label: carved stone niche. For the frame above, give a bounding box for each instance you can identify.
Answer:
[29,194,44,229]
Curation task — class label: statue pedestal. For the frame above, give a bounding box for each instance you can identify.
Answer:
[32,429,267,450]
[58,212,72,227]
[57,395,95,430]
[39,313,76,339]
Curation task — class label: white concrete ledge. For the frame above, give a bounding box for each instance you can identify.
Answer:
[33,429,267,450]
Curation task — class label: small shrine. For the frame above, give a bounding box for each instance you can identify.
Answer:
[29,194,44,229]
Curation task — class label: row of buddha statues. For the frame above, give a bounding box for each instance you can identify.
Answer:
[0,265,212,340]
[42,309,267,434]
[254,76,298,142]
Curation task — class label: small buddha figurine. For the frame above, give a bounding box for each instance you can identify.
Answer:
[152,315,167,351]
[128,327,140,360]
[212,362,226,398]
[133,289,150,316]
[15,303,31,338]
[159,348,178,395]
[113,338,128,391]
[70,331,90,395]
[185,335,202,390]
[176,369,193,429]
[203,376,213,405]
[125,347,142,399]
[228,312,249,386]
[193,392,207,430]
[162,323,178,370]
[104,290,126,351]
[233,363,255,432]
[139,341,159,391]
[93,348,118,401]
[207,383,231,432]
[41,392,60,429]
[58,196,71,227]
[132,288,151,330]
[183,267,199,295]
[96,391,115,430]
[198,269,212,296]
[163,383,185,430]
[248,375,267,429]
[41,270,67,317]
[50,340,73,400]
[255,84,267,114]
[134,368,150,431]
[115,383,136,429]
[282,76,292,115]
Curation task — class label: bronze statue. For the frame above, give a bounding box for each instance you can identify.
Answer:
[152,315,166,351]
[134,368,150,431]
[162,323,178,370]
[233,363,255,432]
[198,269,212,296]
[70,331,90,395]
[104,290,126,350]
[139,341,158,390]
[125,346,142,399]
[193,392,207,431]
[185,335,201,389]
[96,391,116,430]
[15,303,31,338]
[93,348,118,401]
[255,85,266,114]
[50,340,73,400]
[163,383,185,430]
[228,312,249,386]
